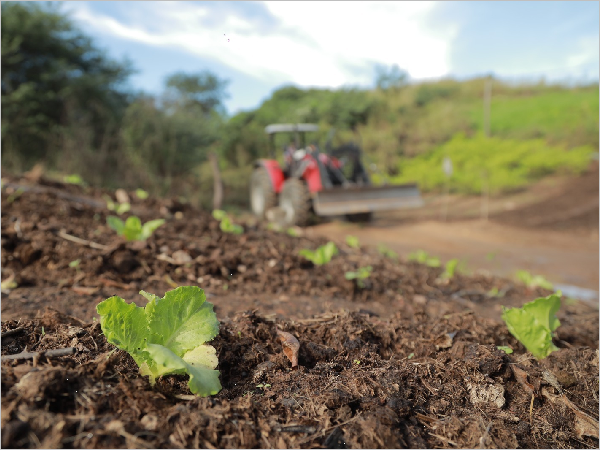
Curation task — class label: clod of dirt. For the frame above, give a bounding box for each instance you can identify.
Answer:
[466,382,505,408]
[110,249,139,273]
[252,361,276,383]
[276,329,300,369]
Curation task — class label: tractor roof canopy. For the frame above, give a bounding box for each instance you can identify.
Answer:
[264,123,319,134]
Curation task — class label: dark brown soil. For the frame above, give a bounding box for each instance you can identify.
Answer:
[1,174,598,449]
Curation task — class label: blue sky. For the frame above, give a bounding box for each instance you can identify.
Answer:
[57,1,599,115]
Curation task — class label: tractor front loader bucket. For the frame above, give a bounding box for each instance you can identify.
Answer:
[312,183,423,216]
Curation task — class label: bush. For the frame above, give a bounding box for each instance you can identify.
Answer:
[387,133,593,195]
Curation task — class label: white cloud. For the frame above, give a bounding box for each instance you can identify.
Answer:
[67,1,457,88]
[566,35,599,70]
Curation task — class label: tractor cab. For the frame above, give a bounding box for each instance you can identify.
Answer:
[250,123,423,227]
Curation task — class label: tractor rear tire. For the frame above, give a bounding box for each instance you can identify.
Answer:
[279,178,312,227]
[250,166,278,219]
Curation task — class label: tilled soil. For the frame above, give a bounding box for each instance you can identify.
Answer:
[1,175,599,449]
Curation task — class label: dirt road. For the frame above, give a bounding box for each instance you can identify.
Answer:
[308,164,599,293]
[309,218,598,290]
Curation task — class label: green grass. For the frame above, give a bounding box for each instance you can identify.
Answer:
[468,88,599,147]
[375,132,594,195]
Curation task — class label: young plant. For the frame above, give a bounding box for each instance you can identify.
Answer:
[298,242,338,265]
[346,235,360,249]
[408,249,441,268]
[63,174,85,186]
[69,259,81,271]
[135,188,149,200]
[377,244,398,261]
[501,293,561,359]
[516,270,553,290]
[345,266,373,288]
[107,215,165,241]
[212,210,243,235]
[440,258,460,280]
[103,195,131,215]
[6,187,24,204]
[96,286,221,397]
[286,227,300,237]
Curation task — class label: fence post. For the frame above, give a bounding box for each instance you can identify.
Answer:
[209,152,223,211]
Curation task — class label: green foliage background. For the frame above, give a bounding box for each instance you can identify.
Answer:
[2,3,598,208]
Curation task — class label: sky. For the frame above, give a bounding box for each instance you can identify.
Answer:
[56,1,600,115]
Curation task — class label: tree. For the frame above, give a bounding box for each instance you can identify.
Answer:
[163,71,229,116]
[1,2,134,170]
[374,64,409,91]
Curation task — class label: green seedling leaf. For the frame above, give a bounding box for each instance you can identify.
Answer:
[408,250,441,267]
[116,202,131,215]
[497,346,513,354]
[106,216,125,235]
[135,189,149,200]
[212,210,227,221]
[299,242,338,265]
[1,278,17,290]
[96,286,221,397]
[219,216,243,234]
[501,293,561,359]
[6,188,24,204]
[377,244,398,260]
[286,227,300,237]
[346,235,360,249]
[213,210,243,235]
[516,270,553,290]
[488,287,502,297]
[69,259,80,269]
[441,258,459,279]
[107,215,164,241]
[63,174,84,185]
[141,219,166,240]
[103,195,116,211]
[345,266,372,289]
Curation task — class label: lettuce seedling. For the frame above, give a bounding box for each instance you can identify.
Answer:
[345,266,373,288]
[107,215,165,241]
[135,188,149,200]
[63,174,85,186]
[96,286,221,397]
[440,258,459,279]
[346,235,360,249]
[299,242,338,265]
[408,250,440,267]
[212,210,243,234]
[103,195,130,215]
[286,227,300,237]
[516,270,553,290]
[377,244,398,261]
[501,293,561,359]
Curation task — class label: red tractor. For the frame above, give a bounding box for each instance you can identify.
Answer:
[250,123,422,227]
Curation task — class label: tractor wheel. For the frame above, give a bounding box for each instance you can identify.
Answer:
[279,178,312,227]
[250,166,278,219]
[345,212,373,223]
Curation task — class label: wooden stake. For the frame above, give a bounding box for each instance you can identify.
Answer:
[209,152,223,211]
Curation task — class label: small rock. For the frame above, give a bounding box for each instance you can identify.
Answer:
[115,189,130,205]
[171,250,192,264]
[141,414,158,431]
[467,382,505,408]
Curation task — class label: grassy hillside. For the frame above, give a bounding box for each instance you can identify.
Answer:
[208,79,598,206]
